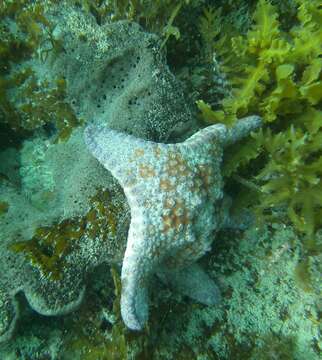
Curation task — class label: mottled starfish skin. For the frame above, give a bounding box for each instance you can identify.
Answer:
[84,115,261,330]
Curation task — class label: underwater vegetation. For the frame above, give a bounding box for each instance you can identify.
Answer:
[197,0,322,248]
[0,1,80,142]
[10,188,122,280]
[71,0,200,43]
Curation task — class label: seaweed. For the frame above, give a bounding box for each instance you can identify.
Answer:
[1,72,81,141]
[10,218,85,280]
[197,0,322,243]
[0,0,79,142]
[75,0,197,46]
[10,188,125,280]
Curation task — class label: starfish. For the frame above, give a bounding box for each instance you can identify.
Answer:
[84,115,261,330]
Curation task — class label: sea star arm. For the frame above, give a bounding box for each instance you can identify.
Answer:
[119,199,156,330]
[158,263,221,305]
[85,124,161,329]
[224,115,262,146]
[84,124,157,188]
[183,115,261,148]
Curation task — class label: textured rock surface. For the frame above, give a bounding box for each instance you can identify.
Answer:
[85,115,261,330]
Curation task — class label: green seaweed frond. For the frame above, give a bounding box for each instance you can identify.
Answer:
[197,0,284,125]
[254,122,322,247]
[198,7,224,63]
[198,0,322,124]
[195,5,237,118]
[1,71,81,141]
[196,0,322,240]
[77,0,194,47]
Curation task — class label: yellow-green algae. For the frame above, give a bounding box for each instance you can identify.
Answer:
[10,219,85,280]
[10,189,124,280]
[197,0,322,248]
[73,0,194,40]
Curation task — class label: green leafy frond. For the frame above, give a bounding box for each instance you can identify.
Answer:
[224,62,270,117]
[198,7,223,62]
[260,64,299,122]
[247,0,280,53]
[254,123,322,241]
[223,137,262,178]
[196,0,322,239]
[290,0,322,63]
[196,100,225,123]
